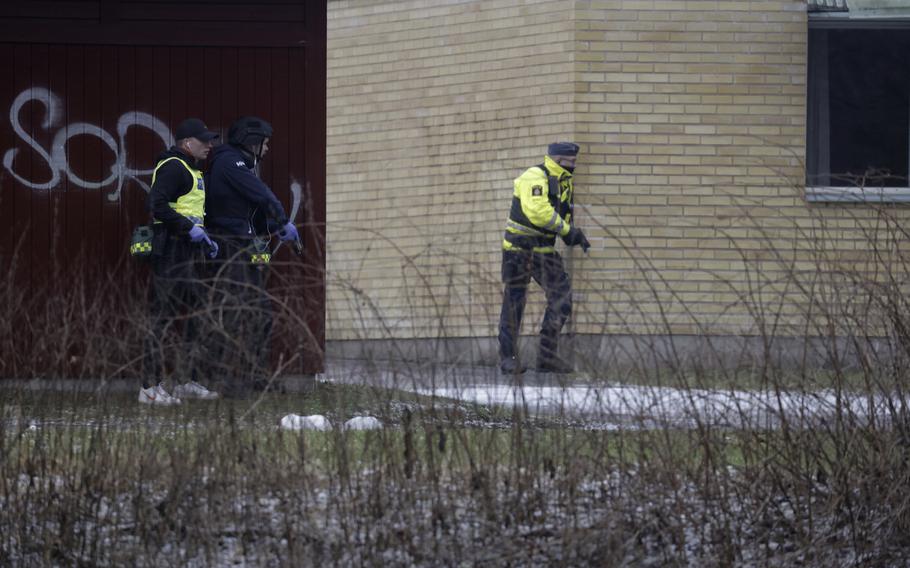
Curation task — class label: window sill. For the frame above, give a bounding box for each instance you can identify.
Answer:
[805,186,910,203]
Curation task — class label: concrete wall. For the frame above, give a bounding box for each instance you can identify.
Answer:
[326,0,910,366]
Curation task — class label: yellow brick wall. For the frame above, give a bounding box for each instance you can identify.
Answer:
[327,0,910,344]
[327,0,580,341]
[571,0,810,337]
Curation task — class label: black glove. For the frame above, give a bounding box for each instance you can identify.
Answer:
[563,227,591,252]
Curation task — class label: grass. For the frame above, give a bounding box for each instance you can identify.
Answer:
[2,381,517,432]
[3,378,910,565]
[4,194,910,564]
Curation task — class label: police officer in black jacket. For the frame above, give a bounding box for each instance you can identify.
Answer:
[140,118,220,405]
[204,116,299,397]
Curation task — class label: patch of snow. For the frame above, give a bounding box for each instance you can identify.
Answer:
[344,416,382,430]
[418,383,895,428]
[279,414,331,431]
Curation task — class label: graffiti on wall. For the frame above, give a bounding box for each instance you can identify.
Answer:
[2,87,173,202]
[2,87,302,218]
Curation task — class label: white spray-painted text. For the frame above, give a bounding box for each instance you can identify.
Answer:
[3,87,302,219]
[3,87,173,202]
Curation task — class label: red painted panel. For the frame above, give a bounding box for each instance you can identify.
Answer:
[100,45,123,267]
[30,45,51,287]
[0,44,14,258]
[11,44,34,287]
[118,46,149,236]
[0,1,327,376]
[64,45,86,267]
[236,49,257,122]
[270,48,290,213]
[218,47,238,136]
[202,47,222,138]
[83,45,105,265]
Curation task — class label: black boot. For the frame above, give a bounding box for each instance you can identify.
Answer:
[536,354,574,374]
[499,356,527,375]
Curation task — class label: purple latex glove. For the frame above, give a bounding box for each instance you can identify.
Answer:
[188,225,208,243]
[277,222,299,242]
[206,238,219,259]
[188,225,218,258]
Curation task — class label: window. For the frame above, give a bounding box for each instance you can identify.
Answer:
[806,25,910,202]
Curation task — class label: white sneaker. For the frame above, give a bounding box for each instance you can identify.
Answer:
[138,384,182,406]
[173,381,219,400]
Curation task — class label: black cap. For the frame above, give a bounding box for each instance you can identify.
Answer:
[547,142,579,157]
[174,118,219,142]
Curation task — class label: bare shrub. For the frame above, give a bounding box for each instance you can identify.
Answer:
[3,190,910,565]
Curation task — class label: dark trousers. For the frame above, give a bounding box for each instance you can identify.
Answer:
[497,249,572,362]
[142,231,204,388]
[206,237,273,396]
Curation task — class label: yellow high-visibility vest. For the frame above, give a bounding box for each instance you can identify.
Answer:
[151,156,205,224]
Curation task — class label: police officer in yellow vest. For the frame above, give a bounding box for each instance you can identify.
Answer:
[499,142,591,375]
[139,118,220,405]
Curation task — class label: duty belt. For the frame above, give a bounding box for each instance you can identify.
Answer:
[504,231,555,250]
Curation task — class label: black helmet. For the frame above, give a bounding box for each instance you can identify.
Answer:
[228,116,273,147]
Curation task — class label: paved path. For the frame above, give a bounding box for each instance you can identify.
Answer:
[322,358,895,428]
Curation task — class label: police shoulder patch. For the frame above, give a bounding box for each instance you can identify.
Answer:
[531,185,543,197]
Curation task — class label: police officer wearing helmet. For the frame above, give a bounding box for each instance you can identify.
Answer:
[498,142,591,375]
[140,118,221,405]
[205,117,297,242]
[204,116,298,397]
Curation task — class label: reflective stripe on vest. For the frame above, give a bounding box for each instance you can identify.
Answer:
[152,156,205,224]
[502,237,556,254]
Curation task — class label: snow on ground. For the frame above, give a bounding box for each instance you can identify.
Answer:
[320,359,896,429]
[279,414,331,431]
[415,382,892,428]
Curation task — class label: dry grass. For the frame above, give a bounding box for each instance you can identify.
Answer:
[2,199,910,566]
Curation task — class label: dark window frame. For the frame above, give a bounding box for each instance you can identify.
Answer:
[806,18,910,203]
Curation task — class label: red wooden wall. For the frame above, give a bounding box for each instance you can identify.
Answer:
[0,1,326,375]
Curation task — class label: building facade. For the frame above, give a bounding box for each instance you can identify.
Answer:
[326,0,910,368]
